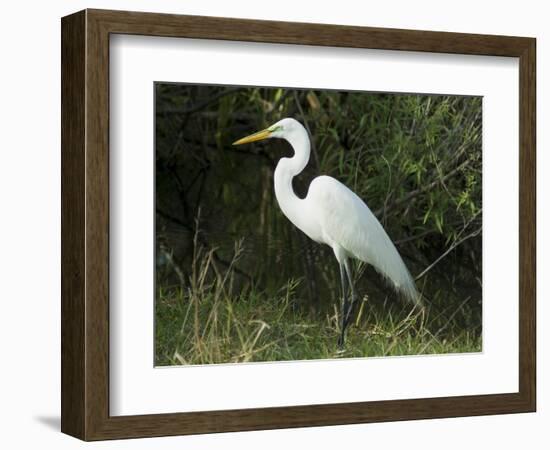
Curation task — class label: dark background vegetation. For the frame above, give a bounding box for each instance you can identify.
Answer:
[154,83,482,365]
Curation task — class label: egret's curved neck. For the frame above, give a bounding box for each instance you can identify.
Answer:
[274,125,311,229]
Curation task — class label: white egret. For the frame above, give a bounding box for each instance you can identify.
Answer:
[233,118,420,347]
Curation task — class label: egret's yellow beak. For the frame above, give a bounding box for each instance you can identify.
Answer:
[232,128,272,146]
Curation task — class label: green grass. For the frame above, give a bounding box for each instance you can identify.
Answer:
[155,247,481,366]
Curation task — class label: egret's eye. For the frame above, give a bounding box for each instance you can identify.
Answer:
[269,125,283,133]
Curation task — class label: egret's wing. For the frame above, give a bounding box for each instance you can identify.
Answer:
[308,176,420,304]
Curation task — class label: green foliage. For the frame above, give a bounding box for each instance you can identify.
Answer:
[156,241,480,365]
[155,83,482,363]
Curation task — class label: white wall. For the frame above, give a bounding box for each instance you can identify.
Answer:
[0,1,546,448]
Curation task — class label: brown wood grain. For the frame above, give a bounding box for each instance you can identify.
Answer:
[61,8,537,441]
[518,38,536,408]
[60,10,86,438]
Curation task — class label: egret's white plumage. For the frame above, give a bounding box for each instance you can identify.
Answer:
[307,175,419,304]
[233,117,420,345]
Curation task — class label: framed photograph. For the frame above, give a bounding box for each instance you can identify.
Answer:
[61,9,536,440]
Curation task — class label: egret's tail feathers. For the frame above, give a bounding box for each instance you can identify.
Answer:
[365,238,421,307]
[393,267,422,307]
[372,259,421,306]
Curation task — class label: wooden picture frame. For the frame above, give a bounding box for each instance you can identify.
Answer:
[61,8,536,441]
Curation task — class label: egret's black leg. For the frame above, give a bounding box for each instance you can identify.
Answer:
[343,259,357,330]
[338,262,348,348]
